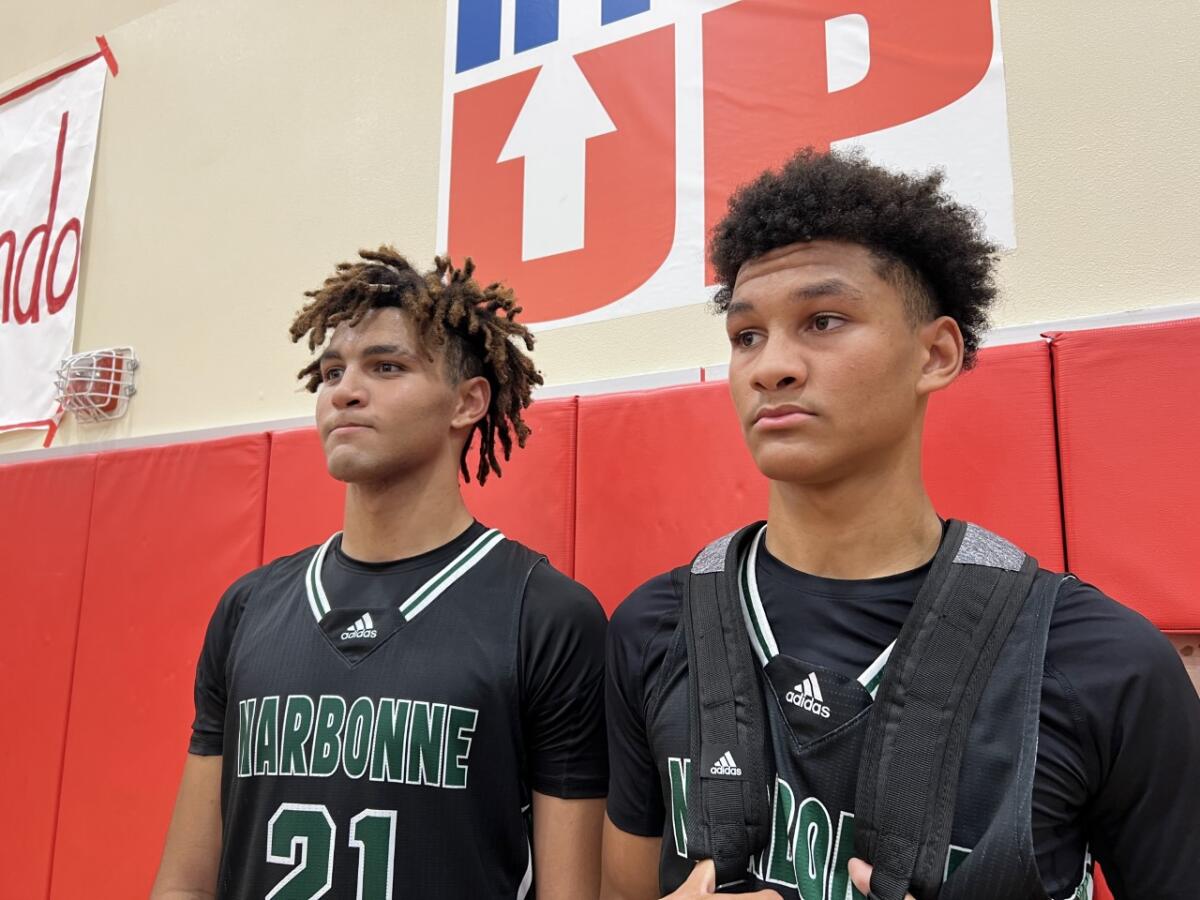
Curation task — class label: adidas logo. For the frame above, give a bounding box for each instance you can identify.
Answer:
[786,672,831,719]
[340,613,378,641]
[710,751,742,776]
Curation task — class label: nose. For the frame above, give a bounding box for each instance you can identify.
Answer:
[329,365,367,409]
[750,333,808,394]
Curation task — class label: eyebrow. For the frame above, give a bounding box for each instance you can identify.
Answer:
[793,278,866,302]
[726,278,866,316]
[318,344,416,363]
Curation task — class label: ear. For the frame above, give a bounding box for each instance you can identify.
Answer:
[450,375,491,431]
[915,315,965,398]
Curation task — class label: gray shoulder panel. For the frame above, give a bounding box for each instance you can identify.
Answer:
[953,522,1025,572]
[691,529,738,575]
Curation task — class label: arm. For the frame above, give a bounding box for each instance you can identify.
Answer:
[519,564,610,896]
[152,573,250,898]
[149,754,222,899]
[1040,582,1200,899]
[1076,610,1200,898]
[601,815,663,900]
[533,792,607,900]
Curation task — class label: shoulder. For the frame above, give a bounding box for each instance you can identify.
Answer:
[608,571,682,671]
[1043,575,1194,762]
[212,545,317,623]
[521,557,608,636]
[1046,576,1181,680]
[240,544,317,595]
[611,571,681,635]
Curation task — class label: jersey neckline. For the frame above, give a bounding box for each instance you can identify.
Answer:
[738,525,895,697]
[305,527,506,624]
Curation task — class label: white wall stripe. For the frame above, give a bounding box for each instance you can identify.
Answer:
[2,302,1196,466]
[535,366,703,399]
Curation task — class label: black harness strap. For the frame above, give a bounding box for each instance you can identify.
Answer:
[678,524,773,888]
[853,520,1039,900]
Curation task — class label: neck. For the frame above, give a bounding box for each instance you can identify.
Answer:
[764,448,942,580]
[340,459,474,562]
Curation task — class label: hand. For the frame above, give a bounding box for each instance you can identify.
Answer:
[848,858,916,900]
[661,860,782,899]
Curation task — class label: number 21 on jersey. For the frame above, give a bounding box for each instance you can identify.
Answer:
[266,804,396,900]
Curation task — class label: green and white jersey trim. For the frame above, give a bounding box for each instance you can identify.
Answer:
[856,639,895,700]
[306,536,336,620]
[738,525,895,699]
[739,526,780,664]
[304,528,506,623]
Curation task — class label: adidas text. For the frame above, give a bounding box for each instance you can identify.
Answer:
[341,614,378,641]
[710,751,742,776]
[787,673,832,718]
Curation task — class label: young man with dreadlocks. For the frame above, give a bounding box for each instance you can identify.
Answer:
[601,151,1200,900]
[153,248,608,900]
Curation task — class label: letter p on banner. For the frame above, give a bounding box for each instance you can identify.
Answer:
[702,0,1013,281]
[0,52,109,439]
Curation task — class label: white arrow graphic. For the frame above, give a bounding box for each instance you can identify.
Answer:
[498,53,617,261]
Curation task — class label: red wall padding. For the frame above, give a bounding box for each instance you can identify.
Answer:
[462,396,578,576]
[576,343,1064,612]
[49,436,269,900]
[575,381,767,612]
[0,455,95,900]
[262,398,579,576]
[261,427,345,563]
[1052,319,1200,630]
[923,341,1065,570]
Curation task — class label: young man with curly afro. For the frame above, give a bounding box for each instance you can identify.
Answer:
[152,249,607,900]
[601,150,1200,900]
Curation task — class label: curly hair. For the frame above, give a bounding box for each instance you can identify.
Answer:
[710,148,999,368]
[290,246,542,484]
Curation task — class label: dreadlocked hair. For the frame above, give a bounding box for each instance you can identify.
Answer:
[289,246,543,484]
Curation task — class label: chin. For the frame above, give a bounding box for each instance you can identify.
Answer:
[325,449,384,484]
[750,444,837,485]
[325,458,366,484]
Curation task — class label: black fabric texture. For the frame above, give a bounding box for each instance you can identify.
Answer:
[188,522,608,898]
[605,527,1200,899]
[854,521,1040,900]
[680,525,772,886]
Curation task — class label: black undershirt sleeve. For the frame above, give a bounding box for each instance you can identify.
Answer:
[518,560,609,800]
[188,569,258,756]
[604,574,676,836]
[1044,580,1200,900]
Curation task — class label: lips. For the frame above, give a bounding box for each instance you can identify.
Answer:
[753,404,816,430]
[327,421,372,436]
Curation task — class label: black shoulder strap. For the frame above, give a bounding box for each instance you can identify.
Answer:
[677,523,773,888]
[853,520,1039,900]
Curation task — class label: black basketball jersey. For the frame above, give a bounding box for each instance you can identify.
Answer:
[199,527,551,900]
[648,526,1094,899]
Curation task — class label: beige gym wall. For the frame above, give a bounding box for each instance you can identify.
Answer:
[1,0,1198,454]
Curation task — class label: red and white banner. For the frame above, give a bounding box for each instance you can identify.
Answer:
[0,49,111,437]
[438,0,1015,328]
